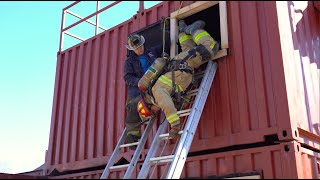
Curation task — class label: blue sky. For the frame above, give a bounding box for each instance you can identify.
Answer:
[0,1,161,174]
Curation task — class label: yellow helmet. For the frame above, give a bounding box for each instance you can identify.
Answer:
[126,34,145,50]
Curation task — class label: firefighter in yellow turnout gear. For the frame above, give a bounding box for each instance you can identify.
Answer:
[138,20,220,138]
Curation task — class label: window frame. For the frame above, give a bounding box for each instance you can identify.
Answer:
[169,1,229,59]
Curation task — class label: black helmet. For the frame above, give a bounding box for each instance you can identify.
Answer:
[126,34,145,50]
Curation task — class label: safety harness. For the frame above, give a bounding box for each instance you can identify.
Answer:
[165,49,197,102]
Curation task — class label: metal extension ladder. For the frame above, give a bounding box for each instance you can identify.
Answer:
[101,60,218,179]
[137,60,218,179]
[100,116,157,179]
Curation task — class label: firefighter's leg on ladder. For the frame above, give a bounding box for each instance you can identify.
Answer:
[125,95,142,150]
[152,73,191,138]
[151,20,220,138]
[149,20,197,138]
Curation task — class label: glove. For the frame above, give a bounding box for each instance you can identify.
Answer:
[161,52,170,60]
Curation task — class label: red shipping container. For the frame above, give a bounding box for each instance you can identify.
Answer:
[45,1,319,174]
[46,141,319,179]
[135,141,320,179]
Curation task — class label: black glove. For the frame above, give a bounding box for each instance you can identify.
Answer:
[162,52,170,60]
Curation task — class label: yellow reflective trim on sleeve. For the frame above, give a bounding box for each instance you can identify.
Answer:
[194,31,211,45]
[158,75,183,92]
[167,113,180,124]
[179,34,192,44]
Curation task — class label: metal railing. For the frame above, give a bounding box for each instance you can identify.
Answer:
[58,1,147,52]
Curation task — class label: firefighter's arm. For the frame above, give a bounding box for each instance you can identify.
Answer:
[124,61,140,86]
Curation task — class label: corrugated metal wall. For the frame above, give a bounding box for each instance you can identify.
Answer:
[135,142,320,179]
[46,1,194,173]
[276,1,320,149]
[45,1,320,177]
[48,142,320,179]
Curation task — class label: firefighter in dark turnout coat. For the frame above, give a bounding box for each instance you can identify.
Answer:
[123,34,168,149]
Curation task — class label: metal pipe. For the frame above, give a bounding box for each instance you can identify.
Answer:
[64,31,85,41]
[139,1,144,12]
[65,10,107,30]
[63,1,121,32]
[59,10,66,52]
[95,1,100,35]
[63,1,81,11]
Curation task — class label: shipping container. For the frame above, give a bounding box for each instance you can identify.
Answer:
[45,1,319,176]
[0,173,42,179]
[46,141,320,179]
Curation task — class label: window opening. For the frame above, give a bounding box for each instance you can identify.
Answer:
[170,1,229,59]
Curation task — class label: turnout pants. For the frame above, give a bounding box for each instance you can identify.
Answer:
[151,29,218,128]
[125,95,142,137]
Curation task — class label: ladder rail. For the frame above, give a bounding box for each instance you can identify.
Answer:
[137,61,217,179]
[100,117,156,179]
[123,117,156,179]
[166,61,218,179]
[137,119,169,179]
[100,128,127,179]
[101,60,218,178]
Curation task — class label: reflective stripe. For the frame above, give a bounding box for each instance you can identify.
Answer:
[194,31,217,50]
[158,75,183,92]
[167,113,180,124]
[179,34,192,44]
[194,31,211,45]
[210,41,217,49]
[128,130,140,136]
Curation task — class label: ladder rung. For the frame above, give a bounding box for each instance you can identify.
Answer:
[119,141,139,148]
[194,70,205,76]
[187,88,199,95]
[149,155,174,163]
[177,108,191,117]
[159,130,184,139]
[109,164,130,170]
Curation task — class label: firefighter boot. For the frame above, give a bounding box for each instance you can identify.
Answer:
[192,29,220,58]
[178,21,196,52]
[126,130,141,150]
[185,20,206,35]
[179,20,188,32]
[169,121,181,139]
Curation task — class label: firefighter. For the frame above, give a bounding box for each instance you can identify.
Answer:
[139,19,220,138]
[124,33,169,150]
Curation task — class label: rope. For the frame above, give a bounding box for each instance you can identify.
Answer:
[162,1,184,55]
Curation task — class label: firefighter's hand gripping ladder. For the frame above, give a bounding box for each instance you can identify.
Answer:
[100,60,218,179]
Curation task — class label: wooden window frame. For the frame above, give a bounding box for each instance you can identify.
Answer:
[170,1,229,60]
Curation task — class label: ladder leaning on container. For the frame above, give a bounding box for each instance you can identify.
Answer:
[100,59,219,179]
